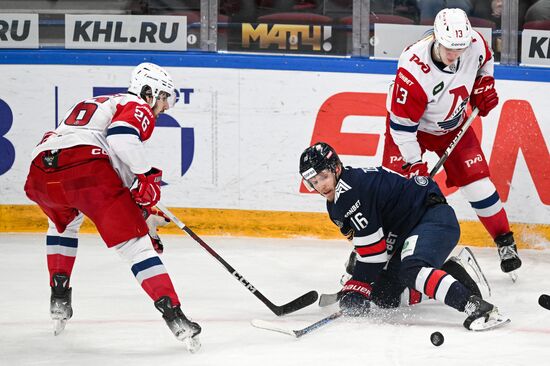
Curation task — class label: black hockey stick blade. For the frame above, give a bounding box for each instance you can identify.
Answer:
[539,294,550,310]
[271,290,319,316]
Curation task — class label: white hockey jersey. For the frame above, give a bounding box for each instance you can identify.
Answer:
[386,31,493,163]
[32,93,156,187]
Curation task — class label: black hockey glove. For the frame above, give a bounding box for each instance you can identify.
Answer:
[340,223,355,241]
[339,279,372,317]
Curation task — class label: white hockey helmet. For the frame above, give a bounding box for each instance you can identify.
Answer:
[128,62,175,107]
[433,8,473,49]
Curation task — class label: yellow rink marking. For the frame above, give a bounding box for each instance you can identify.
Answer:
[1,205,548,249]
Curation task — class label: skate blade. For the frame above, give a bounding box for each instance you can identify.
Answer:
[508,271,518,283]
[53,319,67,336]
[457,247,492,298]
[184,336,201,353]
[469,311,511,331]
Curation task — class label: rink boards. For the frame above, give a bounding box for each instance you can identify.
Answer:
[0,56,548,247]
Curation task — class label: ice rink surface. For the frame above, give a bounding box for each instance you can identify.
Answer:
[1,233,549,366]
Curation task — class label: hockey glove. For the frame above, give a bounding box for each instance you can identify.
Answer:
[332,217,355,241]
[131,168,162,207]
[144,207,170,254]
[339,279,372,316]
[402,161,428,179]
[341,224,355,241]
[470,75,499,117]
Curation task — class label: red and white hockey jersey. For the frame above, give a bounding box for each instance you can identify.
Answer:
[32,93,157,186]
[386,31,493,164]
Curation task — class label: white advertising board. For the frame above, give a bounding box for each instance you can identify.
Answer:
[373,24,493,60]
[521,29,550,67]
[0,13,39,49]
[0,65,548,224]
[65,15,187,51]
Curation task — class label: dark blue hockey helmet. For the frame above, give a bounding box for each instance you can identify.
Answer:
[299,142,341,181]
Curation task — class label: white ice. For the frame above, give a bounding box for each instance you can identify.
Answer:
[1,233,549,366]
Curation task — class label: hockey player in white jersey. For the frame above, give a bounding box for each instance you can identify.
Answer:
[24,63,201,352]
[382,8,521,276]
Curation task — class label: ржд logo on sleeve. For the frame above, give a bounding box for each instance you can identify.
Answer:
[65,15,187,51]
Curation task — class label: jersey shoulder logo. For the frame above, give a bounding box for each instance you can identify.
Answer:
[414,176,429,186]
[335,179,352,203]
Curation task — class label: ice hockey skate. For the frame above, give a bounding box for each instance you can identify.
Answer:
[463,295,510,331]
[495,232,521,282]
[154,296,202,353]
[50,273,73,336]
[446,247,491,299]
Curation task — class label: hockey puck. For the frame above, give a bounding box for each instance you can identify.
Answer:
[539,294,550,310]
[430,331,444,346]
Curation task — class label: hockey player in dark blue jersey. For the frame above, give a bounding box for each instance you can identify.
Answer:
[299,142,509,331]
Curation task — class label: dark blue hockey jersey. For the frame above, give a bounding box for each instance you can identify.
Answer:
[327,166,444,281]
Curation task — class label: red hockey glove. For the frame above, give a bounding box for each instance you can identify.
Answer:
[470,76,499,117]
[402,161,429,179]
[144,207,170,254]
[131,168,162,207]
[339,279,372,316]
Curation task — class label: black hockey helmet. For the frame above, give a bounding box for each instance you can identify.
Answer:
[299,142,341,181]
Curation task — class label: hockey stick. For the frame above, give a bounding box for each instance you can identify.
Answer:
[429,107,479,178]
[251,311,343,338]
[156,202,318,316]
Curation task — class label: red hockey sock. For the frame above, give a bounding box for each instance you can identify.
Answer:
[477,208,510,239]
[408,288,423,305]
[141,274,180,306]
[46,236,78,286]
[123,236,181,307]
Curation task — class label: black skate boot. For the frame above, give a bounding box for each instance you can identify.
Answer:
[50,273,73,336]
[463,295,509,331]
[154,296,202,353]
[495,232,522,273]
